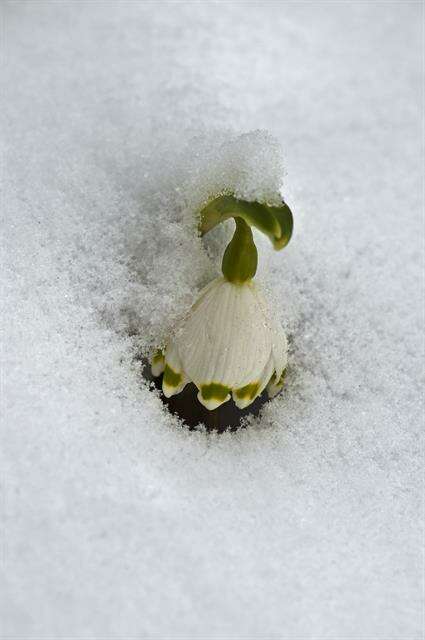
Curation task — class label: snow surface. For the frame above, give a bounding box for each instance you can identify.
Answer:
[2,2,423,638]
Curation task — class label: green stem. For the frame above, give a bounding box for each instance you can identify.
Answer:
[199,193,293,284]
[222,218,258,283]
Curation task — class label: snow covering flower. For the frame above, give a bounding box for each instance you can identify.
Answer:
[152,276,287,410]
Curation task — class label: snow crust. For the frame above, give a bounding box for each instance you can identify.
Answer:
[2,2,423,638]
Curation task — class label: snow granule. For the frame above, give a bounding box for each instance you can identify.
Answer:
[2,2,423,638]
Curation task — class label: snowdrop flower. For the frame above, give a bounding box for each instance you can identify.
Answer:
[151,195,293,411]
[154,276,287,410]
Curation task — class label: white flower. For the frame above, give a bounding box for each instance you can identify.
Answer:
[152,277,287,410]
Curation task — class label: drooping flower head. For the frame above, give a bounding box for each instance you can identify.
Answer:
[151,195,293,411]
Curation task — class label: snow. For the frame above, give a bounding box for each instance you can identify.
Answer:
[2,2,423,638]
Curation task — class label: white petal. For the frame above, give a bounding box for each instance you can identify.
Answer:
[150,351,165,377]
[197,385,231,410]
[232,352,274,409]
[267,369,287,398]
[162,341,188,398]
[251,284,287,380]
[270,320,288,381]
[176,278,272,390]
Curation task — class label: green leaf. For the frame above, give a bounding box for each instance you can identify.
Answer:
[200,194,293,251]
[264,201,293,249]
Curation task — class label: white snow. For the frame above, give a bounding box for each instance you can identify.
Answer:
[2,2,423,638]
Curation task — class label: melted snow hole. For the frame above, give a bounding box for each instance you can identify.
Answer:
[141,360,269,433]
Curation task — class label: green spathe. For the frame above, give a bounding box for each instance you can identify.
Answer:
[200,194,293,250]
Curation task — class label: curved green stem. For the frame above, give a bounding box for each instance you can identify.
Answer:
[222,218,258,283]
[199,193,293,284]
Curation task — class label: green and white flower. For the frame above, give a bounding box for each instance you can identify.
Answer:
[151,194,293,411]
[152,276,287,410]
